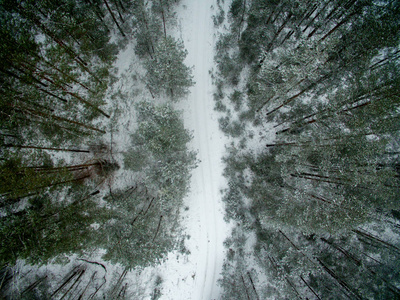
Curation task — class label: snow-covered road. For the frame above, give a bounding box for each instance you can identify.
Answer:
[180,0,228,299]
[159,1,229,299]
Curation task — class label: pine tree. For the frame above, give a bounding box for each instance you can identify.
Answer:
[144,36,194,99]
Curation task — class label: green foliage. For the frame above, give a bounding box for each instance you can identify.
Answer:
[151,275,163,300]
[101,188,175,268]
[229,90,243,111]
[0,191,106,265]
[216,0,400,298]
[132,102,197,201]
[0,0,116,149]
[0,152,71,199]
[212,0,225,27]
[215,51,242,86]
[110,102,197,268]
[144,36,194,99]
[133,9,162,59]
[0,1,195,294]
[136,102,192,156]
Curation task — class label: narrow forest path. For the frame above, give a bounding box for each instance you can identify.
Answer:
[159,0,229,299]
[179,0,228,299]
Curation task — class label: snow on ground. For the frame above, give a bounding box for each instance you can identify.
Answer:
[9,2,230,298]
[152,1,231,299]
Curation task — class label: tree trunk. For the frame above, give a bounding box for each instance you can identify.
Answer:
[16,105,106,134]
[298,4,318,28]
[317,258,363,300]
[152,215,163,242]
[87,276,106,300]
[102,0,126,37]
[370,49,400,70]
[111,0,125,23]
[270,4,284,26]
[266,142,298,147]
[267,12,293,51]
[237,0,247,41]
[1,65,48,88]
[40,58,94,92]
[247,272,259,300]
[353,229,400,253]
[159,0,167,38]
[109,268,128,298]
[266,74,329,116]
[320,238,361,265]
[117,0,125,11]
[51,269,82,297]
[241,275,251,300]
[36,87,69,103]
[14,114,87,138]
[299,172,347,182]
[78,271,97,300]
[0,68,44,94]
[27,162,101,173]
[31,14,103,83]
[320,11,357,42]
[303,0,331,36]
[20,61,73,89]
[265,4,277,26]
[144,197,156,215]
[310,193,333,204]
[300,275,321,300]
[285,277,303,299]
[39,175,92,190]
[255,95,276,113]
[21,275,48,295]
[13,95,54,112]
[17,6,89,69]
[325,0,344,23]
[278,230,299,250]
[60,269,85,300]
[2,144,90,153]
[291,173,344,185]
[65,91,110,118]
[141,10,156,56]
[280,30,294,46]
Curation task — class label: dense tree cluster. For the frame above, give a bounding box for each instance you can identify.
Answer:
[0,0,121,268]
[0,0,195,297]
[214,0,400,298]
[103,102,197,268]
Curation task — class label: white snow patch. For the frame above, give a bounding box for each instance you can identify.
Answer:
[150,0,232,299]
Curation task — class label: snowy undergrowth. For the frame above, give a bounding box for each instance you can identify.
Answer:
[214,0,400,299]
[2,1,200,298]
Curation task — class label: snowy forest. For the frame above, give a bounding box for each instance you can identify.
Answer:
[214,0,400,299]
[1,0,400,299]
[0,0,198,298]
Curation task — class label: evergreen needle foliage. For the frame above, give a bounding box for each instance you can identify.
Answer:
[215,0,400,298]
[0,0,195,297]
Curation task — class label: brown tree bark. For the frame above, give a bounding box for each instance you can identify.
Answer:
[267,12,293,51]
[247,271,259,300]
[16,105,106,133]
[152,215,163,242]
[320,11,357,42]
[353,229,400,253]
[159,0,167,38]
[241,275,251,300]
[300,275,321,300]
[3,144,90,153]
[317,258,363,300]
[102,0,126,37]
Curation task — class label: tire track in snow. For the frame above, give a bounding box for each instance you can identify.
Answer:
[177,0,228,299]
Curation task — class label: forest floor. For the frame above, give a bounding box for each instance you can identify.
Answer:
[7,1,230,299]
[153,0,230,299]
